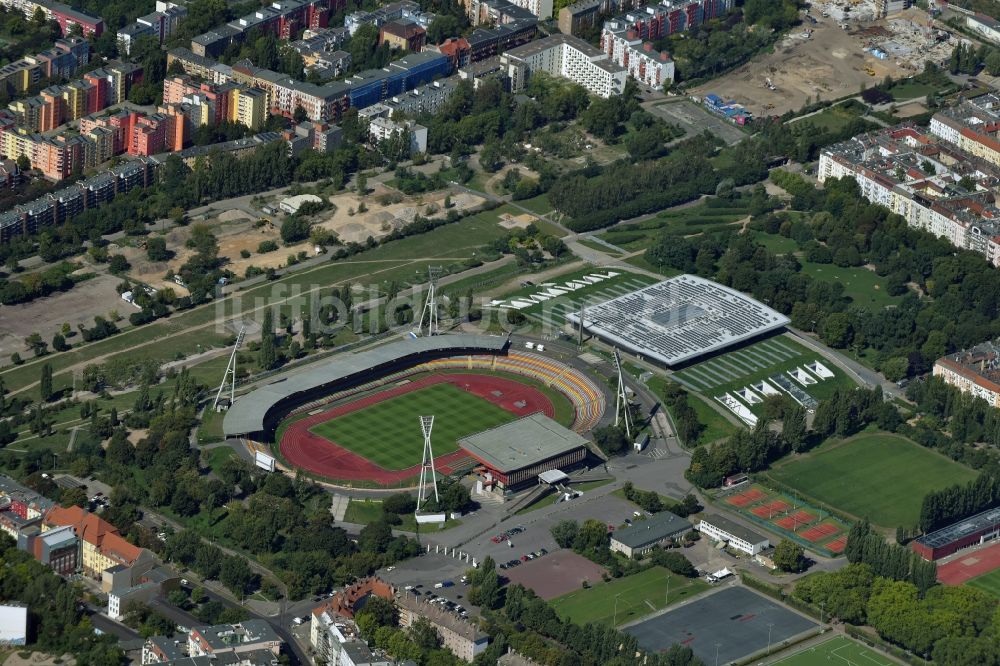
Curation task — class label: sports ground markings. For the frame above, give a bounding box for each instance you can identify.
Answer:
[769,636,895,666]
[722,353,762,374]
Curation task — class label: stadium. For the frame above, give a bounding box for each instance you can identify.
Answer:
[223,334,606,488]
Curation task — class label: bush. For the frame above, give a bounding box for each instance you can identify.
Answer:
[257,240,278,253]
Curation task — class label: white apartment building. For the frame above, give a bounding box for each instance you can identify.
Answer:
[501,33,626,98]
[698,515,770,556]
[934,342,1000,409]
[368,116,428,155]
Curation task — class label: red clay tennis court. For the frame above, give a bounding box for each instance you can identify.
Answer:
[775,511,817,531]
[279,373,554,484]
[825,536,847,554]
[727,488,768,507]
[751,500,790,518]
[800,522,840,543]
[938,541,1000,585]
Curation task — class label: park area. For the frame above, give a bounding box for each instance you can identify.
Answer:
[768,433,977,528]
[548,566,709,627]
[597,198,751,254]
[671,335,854,417]
[769,636,895,665]
[722,483,849,556]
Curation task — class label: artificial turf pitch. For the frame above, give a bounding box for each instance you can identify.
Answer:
[769,636,894,665]
[768,432,977,528]
[308,382,515,471]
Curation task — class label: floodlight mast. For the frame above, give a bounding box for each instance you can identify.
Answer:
[416,415,439,511]
[613,347,633,439]
[213,325,246,410]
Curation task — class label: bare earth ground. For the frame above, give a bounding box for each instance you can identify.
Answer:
[690,8,936,115]
[0,272,122,360]
[124,186,486,290]
[3,654,75,666]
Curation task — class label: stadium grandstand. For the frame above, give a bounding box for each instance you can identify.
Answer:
[912,507,1000,560]
[566,274,790,367]
[223,334,510,438]
[458,413,589,490]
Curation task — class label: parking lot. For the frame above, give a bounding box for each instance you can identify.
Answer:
[645,99,748,146]
[378,552,479,618]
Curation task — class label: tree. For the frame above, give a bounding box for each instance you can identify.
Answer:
[550,520,579,549]
[60,486,87,508]
[593,424,629,455]
[40,363,53,401]
[146,237,171,261]
[24,332,47,356]
[280,216,311,244]
[782,403,807,452]
[16,154,30,172]
[51,333,68,352]
[383,493,416,515]
[259,308,276,370]
[219,555,258,596]
[108,254,131,275]
[773,539,807,573]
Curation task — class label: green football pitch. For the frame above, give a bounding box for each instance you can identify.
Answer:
[308,382,516,471]
[768,432,977,527]
[770,636,895,665]
[968,567,1000,599]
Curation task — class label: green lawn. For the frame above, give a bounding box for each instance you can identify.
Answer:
[598,199,749,252]
[577,238,624,256]
[344,498,459,532]
[517,193,554,216]
[310,382,515,470]
[769,432,978,527]
[671,335,856,414]
[493,266,660,328]
[800,262,899,310]
[754,231,799,254]
[644,375,738,446]
[770,636,895,665]
[516,478,615,514]
[204,446,236,474]
[968,568,1000,599]
[549,566,709,627]
[888,81,941,101]
[790,104,866,133]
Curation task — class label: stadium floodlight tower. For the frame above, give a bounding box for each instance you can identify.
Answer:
[416,415,440,512]
[417,266,442,336]
[212,325,246,411]
[613,347,633,439]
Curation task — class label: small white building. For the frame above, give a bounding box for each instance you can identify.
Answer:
[967,14,1000,45]
[280,193,323,215]
[698,514,770,556]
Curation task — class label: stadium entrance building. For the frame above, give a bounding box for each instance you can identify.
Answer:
[912,507,1000,560]
[458,413,588,491]
[566,274,790,368]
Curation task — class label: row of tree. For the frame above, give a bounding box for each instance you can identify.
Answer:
[844,521,937,593]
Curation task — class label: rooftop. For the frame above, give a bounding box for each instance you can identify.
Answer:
[458,412,589,473]
[611,511,692,549]
[396,593,489,642]
[192,620,280,650]
[566,275,790,367]
[700,514,768,545]
[916,505,1000,549]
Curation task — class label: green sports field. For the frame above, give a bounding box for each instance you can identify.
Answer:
[769,432,977,528]
[549,566,709,627]
[309,382,516,471]
[968,568,1000,599]
[770,636,895,665]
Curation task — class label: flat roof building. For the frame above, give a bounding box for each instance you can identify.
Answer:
[501,33,626,98]
[698,514,770,555]
[610,511,692,558]
[934,341,1000,408]
[913,506,1000,560]
[567,274,790,367]
[458,412,588,489]
[397,593,489,661]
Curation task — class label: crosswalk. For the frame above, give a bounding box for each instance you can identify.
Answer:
[647,447,668,460]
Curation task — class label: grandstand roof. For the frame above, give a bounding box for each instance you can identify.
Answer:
[565,274,790,367]
[458,413,588,473]
[915,506,1000,550]
[223,334,509,436]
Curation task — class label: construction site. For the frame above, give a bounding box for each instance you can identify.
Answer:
[690,5,960,115]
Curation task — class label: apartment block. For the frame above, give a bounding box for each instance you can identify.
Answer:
[43,505,153,580]
[0,0,104,36]
[379,19,426,52]
[559,0,646,36]
[501,33,626,98]
[117,4,187,55]
[466,18,537,62]
[190,0,343,58]
[600,0,731,88]
[819,121,1000,267]
[0,37,89,96]
[397,594,489,662]
[934,341,1000,408]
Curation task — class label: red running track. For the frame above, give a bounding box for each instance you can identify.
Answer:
[279,373,555,485]
[937,541,1000,585]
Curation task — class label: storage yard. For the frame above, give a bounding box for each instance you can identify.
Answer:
[690,6,955,115]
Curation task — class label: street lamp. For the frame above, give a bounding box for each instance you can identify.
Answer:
[715,642,721,666]
[767,623,774,655]
[613,592,624,626]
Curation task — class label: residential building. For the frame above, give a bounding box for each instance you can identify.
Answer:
[466,19,537,62]
[600,0,732,88]
[232,86,268,130]
[311,609,395,666]
[0,37,90,96]
[43,505,153,579]
[967,13,1000,45]
[396,594,489,662]
[0,0,104,36]
[27,524,78,575]
[558,0,646,37]
[369,115,427,154]
[819,121,1000,267]
[379,19,426,52]
[609,511,692,557]
[108,566,180,620]
[501,33,626,98]
[697,514,770,555]
[376,79,455,117]
[344,0,430,35]
[465,0,537,25]
[142,635,186,663]
[934,341,1000,408]
[0,475,52,532]
[168,132,284,166]
[875,0,910,17]
[189,0,343,57]
[188,620,283,659]
[118,4,188,55]
[430,38,471,69]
